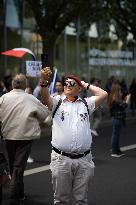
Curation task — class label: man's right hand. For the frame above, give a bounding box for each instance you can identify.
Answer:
[40,67,52,81]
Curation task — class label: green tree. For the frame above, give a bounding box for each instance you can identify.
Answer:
[107,0,136,40]
[26,0,106,69]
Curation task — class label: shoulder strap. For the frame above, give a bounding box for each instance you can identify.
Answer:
[52,98,89,118]
[52,98,62,118]
[82,98,89,115]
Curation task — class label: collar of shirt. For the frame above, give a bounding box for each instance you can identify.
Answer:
[12,89,25,93]
[62,95,82,103]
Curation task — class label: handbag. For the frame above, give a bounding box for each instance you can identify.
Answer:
[0,152,10,185]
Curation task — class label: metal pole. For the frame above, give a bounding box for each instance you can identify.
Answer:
[20,0,24,47]
[87,30,90,82]
[64,28,68,76]
[36,26,39,57]
[3,0,7,73]
[20,0,25,72]
[133,44,136,77]
[76,17,80,75]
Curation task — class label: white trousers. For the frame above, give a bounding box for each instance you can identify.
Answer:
[50,150,95,205]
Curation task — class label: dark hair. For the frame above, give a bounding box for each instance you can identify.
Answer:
[55,80,63,85]
[108,83,121,108]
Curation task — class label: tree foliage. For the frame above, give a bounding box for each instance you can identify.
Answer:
[26,0,136,68]
[26,0,106,68]
[107,0,136,40]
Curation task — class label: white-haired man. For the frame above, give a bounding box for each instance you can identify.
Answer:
[0,73,50,205]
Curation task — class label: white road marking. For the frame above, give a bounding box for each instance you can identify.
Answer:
[24,165,50,176]
[121,144,136,151]
[24,144,136,176]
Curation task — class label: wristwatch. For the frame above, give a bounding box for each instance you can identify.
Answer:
[86,84,90,90]
[40,80,49,87]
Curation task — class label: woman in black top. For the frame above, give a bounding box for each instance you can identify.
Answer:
[108,83,131,157]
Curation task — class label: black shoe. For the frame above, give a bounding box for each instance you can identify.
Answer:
[118,150,125,155]
[20,193,29,204]
[111,151,125,158]
[20,195,27,201]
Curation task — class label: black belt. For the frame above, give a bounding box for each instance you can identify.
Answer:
[52,146,90,159]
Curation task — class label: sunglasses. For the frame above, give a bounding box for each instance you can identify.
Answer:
[64,80,77,87]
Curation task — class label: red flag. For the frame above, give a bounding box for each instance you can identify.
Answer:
[1,48,35,60]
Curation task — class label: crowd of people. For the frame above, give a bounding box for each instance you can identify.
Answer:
[0,70,135,205]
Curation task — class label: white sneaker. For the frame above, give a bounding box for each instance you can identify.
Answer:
[27,156,34,163]
[111,153,125,158]
[91,130,98,136]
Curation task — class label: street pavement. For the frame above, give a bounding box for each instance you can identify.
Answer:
[2,117,136,205]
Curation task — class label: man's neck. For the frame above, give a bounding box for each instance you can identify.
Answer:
[57,91,63,95]
[67,96,78,102]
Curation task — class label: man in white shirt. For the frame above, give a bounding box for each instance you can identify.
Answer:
[40,67,108,205]
[0,74,50,205]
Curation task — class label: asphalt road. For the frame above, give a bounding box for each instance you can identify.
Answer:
[2,119,136,205]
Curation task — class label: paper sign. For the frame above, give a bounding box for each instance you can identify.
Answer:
[26,61,41,77]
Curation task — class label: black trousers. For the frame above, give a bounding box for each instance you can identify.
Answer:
[5,140,33,205]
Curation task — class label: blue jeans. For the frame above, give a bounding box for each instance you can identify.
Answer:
[111,118,122,154]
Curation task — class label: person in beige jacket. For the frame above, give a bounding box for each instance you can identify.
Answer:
[0,74,50,205]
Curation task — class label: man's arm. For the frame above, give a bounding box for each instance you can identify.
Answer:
[81,81,108,108]
[40,67,53,110]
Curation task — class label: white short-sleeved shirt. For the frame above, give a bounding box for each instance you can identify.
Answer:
[51,94,96,153]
